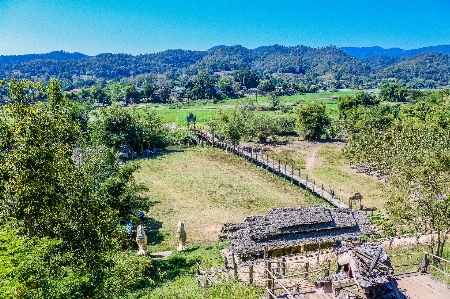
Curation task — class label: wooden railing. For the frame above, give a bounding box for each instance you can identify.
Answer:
[191,128,349,209]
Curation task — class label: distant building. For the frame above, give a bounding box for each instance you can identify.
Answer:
[213,70,234,77]
[171,86,185,96]
[244,88,259,95]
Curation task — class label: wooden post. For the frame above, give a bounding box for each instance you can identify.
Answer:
[251,148,253,160]
[298,170,301,186]
[305,262,309,278]
[249,263,254,285]
[284,163,287,178]
[272,158,275,174]
[267,261,273,299]
[266,155,269,171]
[291,166,294,184]
[318,242,321,264]
[278,160,281,174]
[232,253,238,279]
[420,253,429,273]
[281,256,286,276]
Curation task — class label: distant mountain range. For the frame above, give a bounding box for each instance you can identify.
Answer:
[341,45,450,59]
[0,51,90,65]
[1,45,449,89]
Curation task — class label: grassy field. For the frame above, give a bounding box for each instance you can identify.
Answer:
[135,147,325,250]
[309,146,387,211]
[255,141,387,211]
[131,91,359,125]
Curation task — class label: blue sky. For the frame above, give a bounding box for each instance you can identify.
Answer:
[0,0,449,55]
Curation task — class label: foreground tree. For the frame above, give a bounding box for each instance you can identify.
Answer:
[0,79,151,298]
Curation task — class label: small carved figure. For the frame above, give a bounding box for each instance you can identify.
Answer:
[176,221,187,252]
[136,224,148,256]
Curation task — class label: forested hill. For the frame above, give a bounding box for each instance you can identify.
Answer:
[341,45,450,59]
[376,52,450,88]
[1,45,450,88]
[0,50,90,65]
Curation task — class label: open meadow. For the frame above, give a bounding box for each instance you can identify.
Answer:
[135,146,325,250]
[132,90,359,125]
[245,140,388,212]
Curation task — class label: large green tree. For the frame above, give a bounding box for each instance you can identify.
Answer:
[233,69,260,89]
[379,82,408,102]
[0,79,152,298]
[186,70,218,100]
[344,95,450,257]
[295,102,331,139]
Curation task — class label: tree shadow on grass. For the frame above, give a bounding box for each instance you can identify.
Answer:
[142,216,164,246]
[127,146,197,162]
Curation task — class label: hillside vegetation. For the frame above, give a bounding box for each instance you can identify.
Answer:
[2,45,450,89]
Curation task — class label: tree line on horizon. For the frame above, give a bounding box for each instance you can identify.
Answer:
[1,45,450,91]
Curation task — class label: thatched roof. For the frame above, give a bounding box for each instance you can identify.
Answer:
[222,205,373,255]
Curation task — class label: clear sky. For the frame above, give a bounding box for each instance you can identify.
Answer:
[0,0,449,55]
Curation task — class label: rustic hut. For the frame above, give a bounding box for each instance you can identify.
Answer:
[222,205,373,257]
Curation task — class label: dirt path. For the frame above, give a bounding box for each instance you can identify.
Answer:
[305,143,322,171]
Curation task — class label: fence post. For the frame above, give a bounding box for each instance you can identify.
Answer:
[249,263,254,285]
[284,163,287,179]
[291,166,294,184]
[305,262,309,278]
[318,242,321,264]
[420,253,429,273]
[272,158,275,175]
[281,256,286,276]
[278,160,281,174]
[266,155,269,171]
[232,254,238,279]
[267,261,273,299]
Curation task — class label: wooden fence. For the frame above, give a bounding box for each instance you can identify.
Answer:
[191,129,348,209]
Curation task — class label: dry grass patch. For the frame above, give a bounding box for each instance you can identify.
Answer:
[136,147,320,249]
[310,146,388,211]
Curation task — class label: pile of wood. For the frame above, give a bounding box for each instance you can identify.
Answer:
[330,242,409,299]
